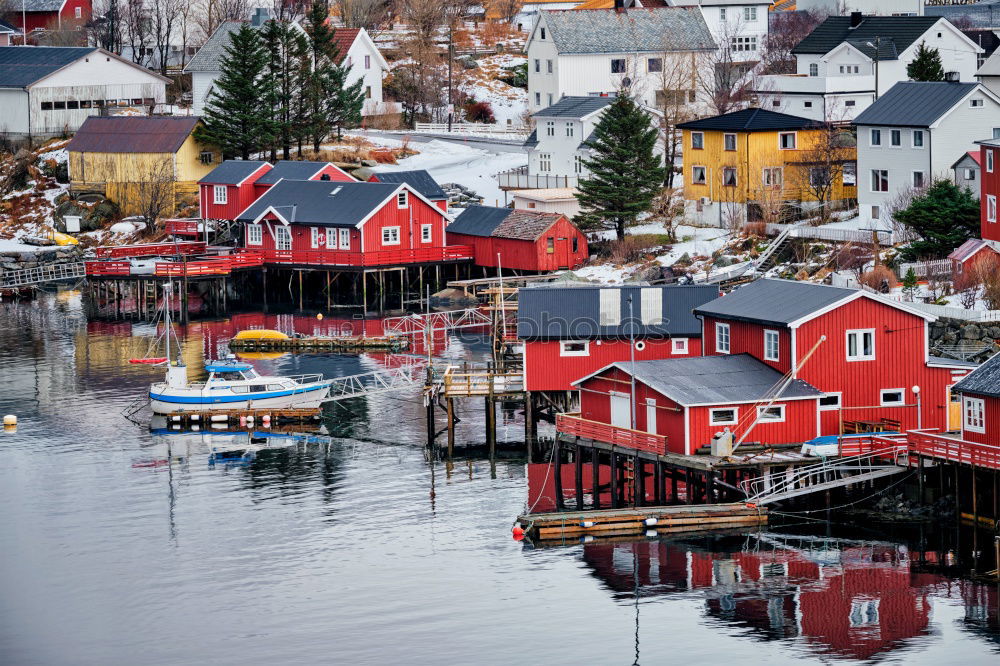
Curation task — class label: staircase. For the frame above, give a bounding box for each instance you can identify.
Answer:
[1,262,86,289]
[752,226,795,274]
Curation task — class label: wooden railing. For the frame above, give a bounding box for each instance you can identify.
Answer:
[154,251,264,277]
[260,245,473,268]
[556,412,669,456]
[164,219,205,236]
[95,241,207,259]
[85,260,132,276]
[908,430,1000,470]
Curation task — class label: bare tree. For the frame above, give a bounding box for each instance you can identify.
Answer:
[197,0,249,44]
[151,0,184,74]
[124,0,152,67]
[487,0,523,24]
[335,0,394,35]
[759,10,822,75]
[787,123,855,223]
[134,157,176,235]
[88,0,125,54]
[697,19,758,115]
[655,50,698,188]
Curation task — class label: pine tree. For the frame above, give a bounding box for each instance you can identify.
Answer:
[896,180,980,260]
[262,19,306,160]
[907,42,945,82]
[575,96,666,240]
[902,267,919,301]
[195,24,275,160]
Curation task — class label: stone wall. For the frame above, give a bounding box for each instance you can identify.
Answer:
[0,246,83,275]
[929,316,1000,362]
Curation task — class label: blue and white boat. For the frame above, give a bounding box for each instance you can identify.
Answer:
[149,359,332,414]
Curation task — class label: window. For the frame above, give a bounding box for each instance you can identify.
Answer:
[574,155,584,174]
[871,205,880,219]
[396,190,408,208]
[339,228,350,249]
[744,6,757,21]
[764,330,779,362]
[913,171,925,189]
[809,63,818,77]
[964,397,986,433]
[971,98,985,108]
[365,86,372,99]
[890,129,901,146]
[846,329,875,361]
[845,100,856,107]
[213,185,227,204]
[870,129,881,146]
[880,389,905,407]
[535,92,541,105]
[757,405,785,422]
[647,57,662,73]
[40,101,53,110]
[772,99,781,107]
[310,226,320,248]
[75,6,82,17]
[534,59,540,73]
[779,132,796,150]
[672,338,688,354]
[691,132,704,150]
[724,133,737,151]
[545,120,555,137]
[810,167,831,188]
[560,341,589,357]
[247,224,263,246]
[541,27,545,39]
[325,227,337,249]
[692,166,707,184]
[710,408,738,425]
[539,153,551,171]
[819,393,841,411]
[67,100,79,109]
[382,226,400,245]
[599,289,621,326]
[719,7,726,20]
[871,169,888,192]
[546,237,554,253]
[572,236,579,253]
[364,54,370,69]
[731,36,758,52]
[912,130,924,148]
[994,128,1000,139]
[54,101,66,110]
[611,58,626,73]
[964,168,976,181]
[763,167,782,187]
[275,225,291,251]
[838,65,860,74]
[421,224,432,242]
[843,162,856,185]
[722,167,737,186]
[804,101,813,108]
[565,122,574,137]
[988,150,995,173]
[546,59,553,74]
[716,322,730,353]
[988,195,997,223]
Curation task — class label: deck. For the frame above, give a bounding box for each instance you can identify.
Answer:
[86,250,264,278]
[257,245,474,269]
[908,429,1000,470]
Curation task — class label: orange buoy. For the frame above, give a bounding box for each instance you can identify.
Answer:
[511,525,524,541]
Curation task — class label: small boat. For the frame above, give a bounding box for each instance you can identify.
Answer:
[233,329,290,341]
[149,359,332,414]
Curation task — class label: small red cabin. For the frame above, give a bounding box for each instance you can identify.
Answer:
[949,238,1000,281]
[368,170,448,211]
[198,160,272,220]
[517,284,719,392]
[952,352,1000,445]
[446,205,589,271]
[253,160,354,198]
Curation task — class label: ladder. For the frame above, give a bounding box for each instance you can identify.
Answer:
[1,262,86,289]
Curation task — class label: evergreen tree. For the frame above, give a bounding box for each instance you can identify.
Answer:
[195,24,275,160]
[902,267,919,301]
[262,19,307,160]
[896,180,980,260]
[575,96,666,240]
[907,42,945,82]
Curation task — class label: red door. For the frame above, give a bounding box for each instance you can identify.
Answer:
[555,236,571,269]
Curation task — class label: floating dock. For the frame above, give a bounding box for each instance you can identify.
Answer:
[161,407,322,427]
[517,503,767,545]
[229,335,407,352]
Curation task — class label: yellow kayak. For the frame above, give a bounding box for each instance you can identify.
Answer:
[233,329,290,341]
[51,231,79,245]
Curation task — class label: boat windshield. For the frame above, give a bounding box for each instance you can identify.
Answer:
[241,368,259,380]
[211,371,246,382]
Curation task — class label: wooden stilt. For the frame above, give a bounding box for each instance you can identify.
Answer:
[592,447,600,510]
[575,444,584,511]
[633,455,643,508]
[485,396,496,459]
[553,439,563,511]
[298,270,303,311]
[326,271,331,310]
[609,452,618,509]
[446,398,455,458]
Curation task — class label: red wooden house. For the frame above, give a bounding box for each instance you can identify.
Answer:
[951,352,1000,445]
[446,205,589,271]
[978,138,1000,246]
[7,0,90,35]
[368,170,448,211]
[693,279,976,435]
[252,160,354,198]
[198,160,272,220]
[949,238,1000,280]
[234,180,470,268]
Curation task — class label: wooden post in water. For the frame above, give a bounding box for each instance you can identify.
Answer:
[553,439,563,511]
[655,461,665,505]
[425,368,435,448]
[633,455,643,508]
[592,447,600,510]
[575,444,584,511]
[485,396,496,459]
[446,397,455,458]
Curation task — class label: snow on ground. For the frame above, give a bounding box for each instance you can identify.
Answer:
[0,239,55,253]
[459,55,527,127]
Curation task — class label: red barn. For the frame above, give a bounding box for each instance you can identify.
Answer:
[7,0,90,35]
[234,180,463,268]
[517,284,720,392]
[952,352,1000,445]
[198,160,272,221]
[252,160,354,198]
[446,205,588,272]
[693,279,976,435]
[574,354,824,455]
[368,170,448,211]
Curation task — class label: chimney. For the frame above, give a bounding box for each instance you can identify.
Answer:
[849,12,863,29]
[945,71,960,82]
[614,0,631,12]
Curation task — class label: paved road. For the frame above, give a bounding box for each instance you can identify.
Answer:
[351,129,528,154]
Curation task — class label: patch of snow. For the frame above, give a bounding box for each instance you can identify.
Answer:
[110,221,138,234]
[0,239,55,253]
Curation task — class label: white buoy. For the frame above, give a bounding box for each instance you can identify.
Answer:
[3,415,16,426]
[210,414,228,423]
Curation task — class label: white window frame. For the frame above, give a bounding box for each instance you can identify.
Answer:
[692,165,707,185]
[988,149,995,173]
[247,224,263,246]
[274,225,292,251]
[757,404,785,423]
[724,133,737,151]
[809,63,818,77]
[715,322,731,354]
[763,167,782,187]
[743,6,757,21]
[846,328,875,361]
[691,132,704,150]
[565,122,574,137]
[397,191,408,208]
[421,224,433,243]
[672,337,688,354]
[382,226,401,246]
[763,329,779,362]
[818,393,842,411]
[871,169,888,193]
[912,171,925,189]
[325,227,336,248]
[964,396,986,433]
[710,407,738,426]
[890,129,901,146]
[310,226,320,249]
[870,129,881,147]
[338,228,350,250]
[988,194,997,223]
[778,132,796,150]
[970,98,985,108]
[213,184,227,204]
[880,388,906,407]
[912,130,924,148]
[559,340,590,357]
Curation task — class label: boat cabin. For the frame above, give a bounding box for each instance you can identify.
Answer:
[205,361,259,382]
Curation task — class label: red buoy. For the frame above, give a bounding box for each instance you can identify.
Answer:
[512,526,524,541]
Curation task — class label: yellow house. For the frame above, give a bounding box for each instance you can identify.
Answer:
[66,116,223,216]
[677,108,857,226]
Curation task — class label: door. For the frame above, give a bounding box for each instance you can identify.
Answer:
[275,225,292,251]
[948,386,961,431]
[555,237,570,269]
[610,392,631,429]
[646,398,657,435]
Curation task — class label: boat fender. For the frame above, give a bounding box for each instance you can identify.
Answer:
[261,415,271,427]
[246,415,254,424]
[511,525,524,541]
[210,414,228,423]
[644,517,658,526]
[580,520,595,528]
[239,416,246,426]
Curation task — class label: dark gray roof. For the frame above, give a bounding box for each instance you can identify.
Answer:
[523,129,538,148]
[235,181,399,227]
[199,160,270,185]
[791,16,942,60]
[533,95,614,119]
[517,284,719,339]
[256,161,332,184]
[448,206,513,237]
[693,279,859,327]
[19,0,64,10]
[853,81,982,127]
[953,352,1000,398]
[677,108,818,132]
[185,21,240,73]
[0,46,96,88]
[372,170,446,200]
[588,354,824,407]
[0,19,18,33]
[541,7,716,55]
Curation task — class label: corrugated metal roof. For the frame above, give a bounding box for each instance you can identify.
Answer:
[948,238,998,263]
[256,161,331,184]
[533,95,614,119]
[594,354,824,407]
[448,206,513,237]
[693,279,857,326]
[0,19,19,34]
[0,46,96,88]
[65,116,201,154]
[371,170,446,200]
[791,16,941,60]
[852,81,981,128]
[185,21,240,73]
[199,160,270,185]
[517,284,719,339]
[677,108,818,132]
[235,180,398,227]
[542,7,716,54]
[19,0,64,10]
[953,351,1000,398]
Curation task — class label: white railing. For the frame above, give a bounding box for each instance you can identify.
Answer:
[1,262,86,289]
[898,259,952,279]
[765,223,895,246]
[497,166,579,190]
[888,299,1000,322]
[324,366,422,402]
[414,122,529,137]
[382,308,492,336]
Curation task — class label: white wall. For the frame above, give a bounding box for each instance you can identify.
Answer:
[529,116,587,177]
[191,71,213,116]
[0,89,30,135]
[343,32,387,115]
[698,3,770,64]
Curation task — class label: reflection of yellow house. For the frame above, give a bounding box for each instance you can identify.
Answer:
[677,108,856,225]
[66,116,222,216]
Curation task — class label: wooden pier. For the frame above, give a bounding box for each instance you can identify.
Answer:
[229,335,407,352]
[161,407,322,427]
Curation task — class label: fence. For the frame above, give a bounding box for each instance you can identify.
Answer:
[890,299,1000,322]
[414,122,528,137]
[765,223,895,246]
[898,259,952,279]
[497,166,579,190]
[556,412,669,456]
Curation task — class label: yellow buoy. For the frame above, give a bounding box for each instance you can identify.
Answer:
[3,415,16,426]
[316,313,323,320]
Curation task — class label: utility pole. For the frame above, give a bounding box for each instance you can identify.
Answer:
[448,24,454,133]
[867,36,881,100]
[627,293,637,431]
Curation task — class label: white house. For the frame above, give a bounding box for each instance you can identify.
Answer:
[525,6,717,114]
[853,81,1000,224]
[756,14,982,123]
[0,46,170,138]
[795,0,923,16]
[670,0,773,64]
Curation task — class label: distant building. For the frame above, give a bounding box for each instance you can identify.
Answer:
[510,188,582,218]
[951,349,1000,445]
[0,19,20,46]
[3,0,91,36]
[795,0,922,16]
[952,150,981,199]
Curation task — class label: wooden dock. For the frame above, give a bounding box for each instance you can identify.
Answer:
[517,503,767,544]
[229,336,407,352]
[161,407,322,427]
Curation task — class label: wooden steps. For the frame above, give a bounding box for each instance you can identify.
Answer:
[229,336,407,352]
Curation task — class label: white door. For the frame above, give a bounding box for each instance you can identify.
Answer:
[275,226,292,251]
[611,393,631,429]
[646,398,657,435]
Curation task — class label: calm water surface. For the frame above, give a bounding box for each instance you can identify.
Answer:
[0,292,998,665]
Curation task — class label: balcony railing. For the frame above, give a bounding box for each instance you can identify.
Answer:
[497,166,579,190]
[908,429,1000,470]
[164,219,208,237]
[258,245,473,268]
[94,241,207,259]
[556,412,668,456]
[86,250,264,277]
